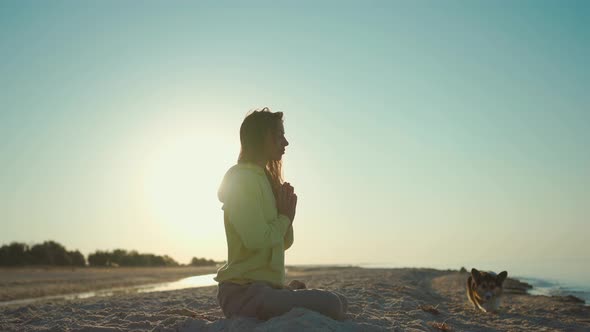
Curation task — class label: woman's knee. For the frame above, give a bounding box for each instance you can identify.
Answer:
[256,287,295,319]
[334,292,348,315]
[326,291,347,320]
[257,287,347,321]
[301,289,346,320]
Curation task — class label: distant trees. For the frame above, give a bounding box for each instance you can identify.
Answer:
[0,242,31,266]
[87,249,179,267]
[0,241,86,266]
[0,240,217,268]
[189,257,217,267]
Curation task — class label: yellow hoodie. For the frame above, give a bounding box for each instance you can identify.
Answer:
[214,162,294,288]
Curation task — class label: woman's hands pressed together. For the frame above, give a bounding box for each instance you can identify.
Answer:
[277,182,297,224]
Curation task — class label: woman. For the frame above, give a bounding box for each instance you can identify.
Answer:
[215,108,348,321]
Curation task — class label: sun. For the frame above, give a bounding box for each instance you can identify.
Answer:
[142,125,235,235]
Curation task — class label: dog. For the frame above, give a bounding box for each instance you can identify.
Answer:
[466,268,508,312]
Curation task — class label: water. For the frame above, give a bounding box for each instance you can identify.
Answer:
[0,273,217,307]
[515,276,590,305]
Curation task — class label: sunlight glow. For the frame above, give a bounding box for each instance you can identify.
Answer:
[141,118,236,240]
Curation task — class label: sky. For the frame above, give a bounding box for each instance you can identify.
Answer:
[1,1,589,285]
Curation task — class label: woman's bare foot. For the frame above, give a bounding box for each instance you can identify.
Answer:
[287,279,307,290]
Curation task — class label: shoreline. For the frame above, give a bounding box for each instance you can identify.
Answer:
[1,265,587,307]
[0,266,218,303]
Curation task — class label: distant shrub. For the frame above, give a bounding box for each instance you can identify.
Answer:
[0,242,32,266]
[0,241,86,266]
[69,250,86,266]
[87,250,110,266]
[0,240,214,268]
[189,257,217,267]
[87,249,179,267]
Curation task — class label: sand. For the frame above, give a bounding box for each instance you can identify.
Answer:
[0,266,218,302]
[1,266,589,331]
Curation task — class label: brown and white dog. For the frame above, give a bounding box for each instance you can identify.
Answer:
[466,268,508,312]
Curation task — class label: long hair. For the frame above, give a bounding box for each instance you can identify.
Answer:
[238,107,284,201]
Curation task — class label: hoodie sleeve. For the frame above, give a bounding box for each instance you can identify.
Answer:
[221,171,291,250]
[284,225,294,250]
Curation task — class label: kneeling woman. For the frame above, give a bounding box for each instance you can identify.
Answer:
[215,108,347,321]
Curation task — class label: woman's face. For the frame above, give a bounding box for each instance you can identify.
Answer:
[265,122,289,161]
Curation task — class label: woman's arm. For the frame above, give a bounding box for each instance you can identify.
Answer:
[284,225,294,250]
[226,175,292,249]
[281,182,296,250]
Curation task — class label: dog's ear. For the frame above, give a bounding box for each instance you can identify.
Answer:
[471,268,482,282]
[497,271,508,285]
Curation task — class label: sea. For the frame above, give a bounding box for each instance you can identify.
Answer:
[516,276,590,305]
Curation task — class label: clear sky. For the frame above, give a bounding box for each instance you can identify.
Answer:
[1,1,588,284]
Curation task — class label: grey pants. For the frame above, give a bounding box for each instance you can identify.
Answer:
[217,281,348,321]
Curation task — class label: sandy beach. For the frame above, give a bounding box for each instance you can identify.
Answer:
[1,266,589,331]
[0,266,218,303]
